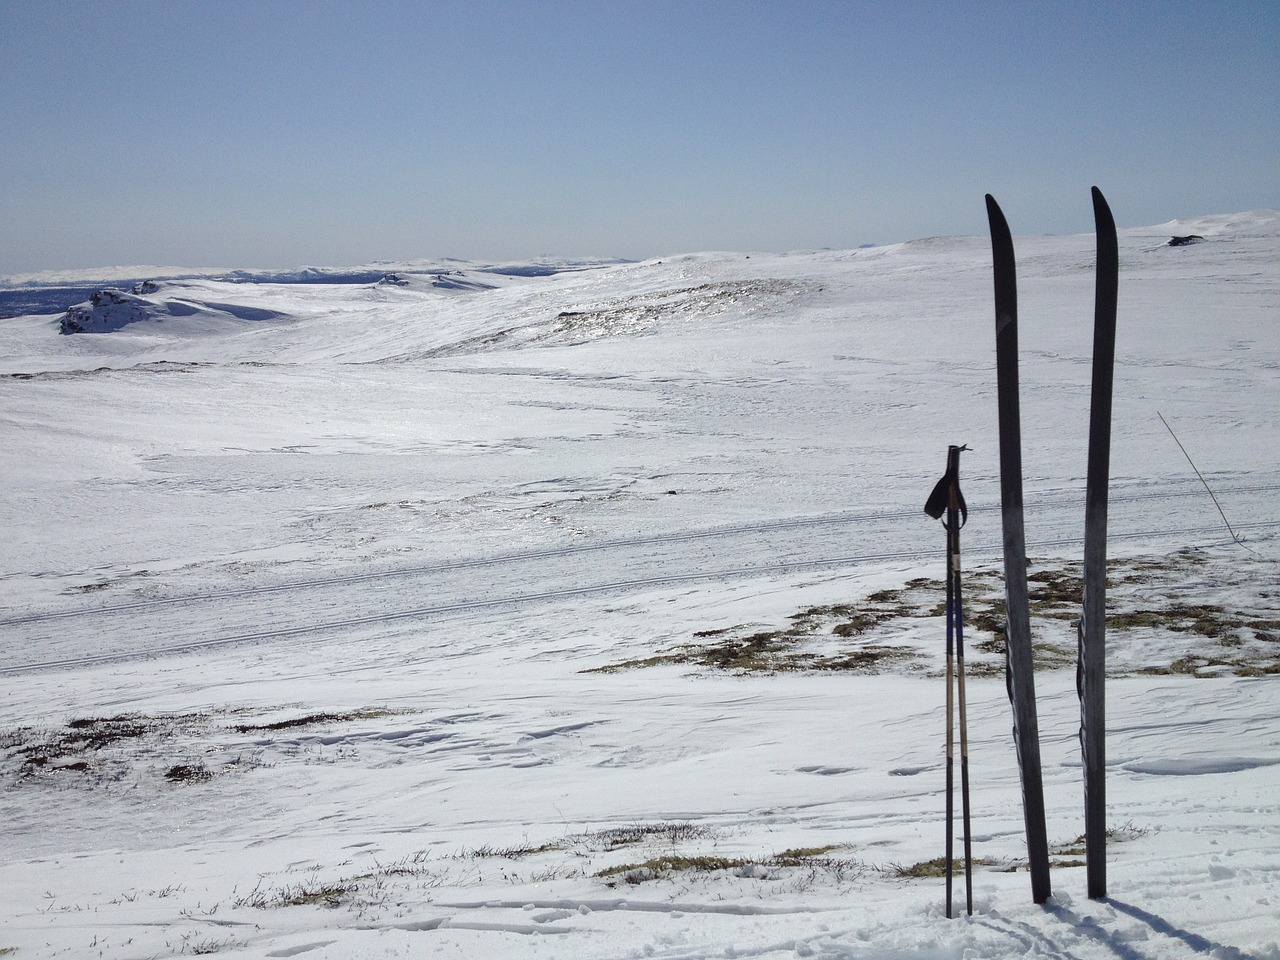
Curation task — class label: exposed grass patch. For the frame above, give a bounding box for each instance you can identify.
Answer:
[165,763,213,784]
[1046,822,1151,867]
[583,822,714,850]
[695,630,794,672]
[586,586,928,675]
[596,847,863,886]
[66,714,152,740]
[234,877,355,909]
[279,881,355,908]
[771,845,844,865]
[453,841,564,860]
[233,852,437,912]
[597,854,747,881]
[232,708,396,734]
[370,851,434,877]
[1238,660,1280,677]
[1,705,405,788]
[67,581,111,593]
[832,616,879,636]
[977,823,1152,877]
[438,824,869,889]
[810,647,919,671]
[1138,651,1280,677]
[585,654,674,673]
[885,856,1001,879]
[591,554,1264,679]
[788,591,919,635]
[1105,822,1150,843]
[503,822,718,857]
[589,630,922,675]
[904,551,1276,679]
[191,941,231,955]
[11,713,202,777]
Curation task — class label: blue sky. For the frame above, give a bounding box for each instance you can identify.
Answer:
[2,0,1276,273]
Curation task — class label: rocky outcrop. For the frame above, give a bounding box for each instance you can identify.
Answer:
[60,288,157,334]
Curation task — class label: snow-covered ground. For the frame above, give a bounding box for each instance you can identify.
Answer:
[1,210,1277,959]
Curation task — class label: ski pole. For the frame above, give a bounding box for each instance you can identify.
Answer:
[926,444,970,917]
[944,522,955,917]
[950,470,974,916]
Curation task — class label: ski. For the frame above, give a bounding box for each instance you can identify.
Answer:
[986,194,1052,904]
[1080,186,1118,900]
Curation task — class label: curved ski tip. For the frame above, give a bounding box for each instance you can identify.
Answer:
[1091,187,1116,228]
[986,194,1010,233]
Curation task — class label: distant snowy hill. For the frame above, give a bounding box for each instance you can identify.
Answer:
[1149,208,1280,238]
[52,269,539,335]
[59,284,288,335]
[0,257,631,320]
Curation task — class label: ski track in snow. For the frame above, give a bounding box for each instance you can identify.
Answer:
[3,482,1276,675]
[2,217,1279,959]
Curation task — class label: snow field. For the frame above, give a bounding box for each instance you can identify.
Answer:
[2,210,1278,957]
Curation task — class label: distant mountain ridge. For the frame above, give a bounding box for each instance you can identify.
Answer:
[6,206,1279,321]
[0,257,631,320]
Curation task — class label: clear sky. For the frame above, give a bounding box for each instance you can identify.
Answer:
[2,0,1277,274]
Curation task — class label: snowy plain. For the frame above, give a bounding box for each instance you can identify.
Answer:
[1,208,1278,959]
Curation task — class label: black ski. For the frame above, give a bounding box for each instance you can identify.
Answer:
[1080,186,1118,900]
[986,194,1052,904]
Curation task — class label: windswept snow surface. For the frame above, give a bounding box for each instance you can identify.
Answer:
[2,215,1279,959]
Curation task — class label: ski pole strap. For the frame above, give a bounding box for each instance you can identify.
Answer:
[925,444,970,526]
